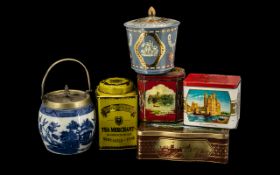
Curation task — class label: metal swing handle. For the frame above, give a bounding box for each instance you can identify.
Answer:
[41,58,91,99]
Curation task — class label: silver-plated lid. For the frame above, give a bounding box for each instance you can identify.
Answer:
[124,6,180,29]
[46,86,88,103]
[43,86,92,110]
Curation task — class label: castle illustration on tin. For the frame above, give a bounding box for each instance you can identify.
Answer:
[185,90,231,124]
[145,84,175,115]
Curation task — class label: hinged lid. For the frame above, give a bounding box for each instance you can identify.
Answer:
[138,67,185,80]
[124,6,180,29]
[138,123,229,139]
[184,73,241,89]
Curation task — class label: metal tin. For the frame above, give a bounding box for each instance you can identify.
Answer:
[184,73,241,129]
[137,67,185,122]
[96,77,138,150]
[137,122,229,164]
[124,6,180,75]
[38,58,95,155]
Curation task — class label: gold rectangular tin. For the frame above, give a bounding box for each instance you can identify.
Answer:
[137,123,229,163]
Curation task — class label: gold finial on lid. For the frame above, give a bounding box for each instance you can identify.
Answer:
[148,6,156,16]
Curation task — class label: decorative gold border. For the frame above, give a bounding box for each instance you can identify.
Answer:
[137,138,228,163]
[231,100,237,115]
[127,27,177,33]
[131,63,173,70]
[136,157,228,164]
[134,32,166,69]
[138,130,229,139]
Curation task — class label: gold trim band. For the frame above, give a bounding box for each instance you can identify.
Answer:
[134,33,166,69]
[138,131,229,139]
[127,28,177,33]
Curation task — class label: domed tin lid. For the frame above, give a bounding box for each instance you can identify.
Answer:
[41,58,92,110]
[97,77,135,95]
[124,6,180,29]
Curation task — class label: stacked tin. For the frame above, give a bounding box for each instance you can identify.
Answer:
[124,6,184,122]
[124,7,241,164]
[124,6,180,75]
[183,73,241,129]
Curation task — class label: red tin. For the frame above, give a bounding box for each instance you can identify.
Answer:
[137,67,185,122]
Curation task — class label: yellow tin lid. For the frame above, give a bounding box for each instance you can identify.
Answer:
[97,77,135,95]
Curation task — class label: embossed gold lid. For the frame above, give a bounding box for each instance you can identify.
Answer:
[97,77,135,95]
[124,6,180,29]
[138,122,229,139]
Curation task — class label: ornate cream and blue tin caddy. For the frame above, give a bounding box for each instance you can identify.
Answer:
[124,7,180,74]
[38,58,95,155]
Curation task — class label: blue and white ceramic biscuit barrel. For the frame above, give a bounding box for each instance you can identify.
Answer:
[124,7,180,75]
[38,58,95,155]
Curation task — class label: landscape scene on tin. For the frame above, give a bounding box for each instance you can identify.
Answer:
[145,84,175,115]
[185,90,231,124]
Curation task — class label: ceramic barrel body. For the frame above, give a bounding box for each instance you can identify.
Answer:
[124,7,180,75]
[96,78,138,150]
[184,73,241,129]
[39,101,95,155]
[137,67,185,122]
[137,122,229,164]
[38,58,96,155]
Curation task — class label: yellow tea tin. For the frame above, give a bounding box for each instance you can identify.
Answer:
[96,77,138,150]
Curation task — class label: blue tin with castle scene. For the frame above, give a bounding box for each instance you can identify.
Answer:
[124,7,180,75]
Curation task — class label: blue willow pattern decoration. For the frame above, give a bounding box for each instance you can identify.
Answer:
[38,116,95,154]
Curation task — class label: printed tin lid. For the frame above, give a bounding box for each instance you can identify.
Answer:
[184,73,241,89]
[97,77,134,95]
[138,67,185,80]
[138,122,229,139]
[124,6,180,29]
